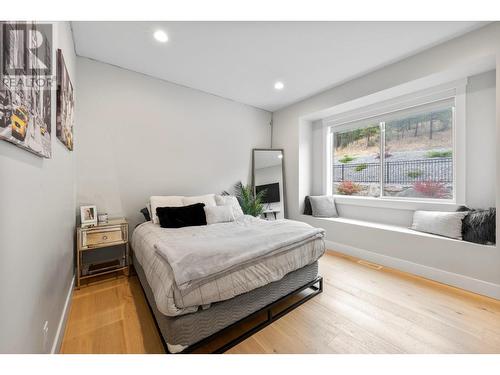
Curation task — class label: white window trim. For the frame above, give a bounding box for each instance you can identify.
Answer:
[322,79,467,210]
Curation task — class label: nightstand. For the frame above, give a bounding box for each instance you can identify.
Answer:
[76,218,129,288]
[262,209,280,220]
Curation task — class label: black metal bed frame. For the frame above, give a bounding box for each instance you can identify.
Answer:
[140,275,323,354]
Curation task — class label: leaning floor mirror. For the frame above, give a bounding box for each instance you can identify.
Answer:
[252,148,286,220]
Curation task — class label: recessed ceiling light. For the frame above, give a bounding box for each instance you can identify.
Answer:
[274,81,284,90]
[153,30,168,43]
[277,154,283,159]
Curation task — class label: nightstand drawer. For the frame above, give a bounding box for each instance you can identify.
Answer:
[83,228,124,248]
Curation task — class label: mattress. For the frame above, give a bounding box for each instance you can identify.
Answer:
[132,221,325,316]
[133,252,319,353]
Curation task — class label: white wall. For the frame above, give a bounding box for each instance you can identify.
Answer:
[272,22,500,298]
[466,70,497,209]
[76,58,271,230]
[0,22,76,353]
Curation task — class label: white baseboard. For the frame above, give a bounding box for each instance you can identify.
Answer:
[51,275,74,354]
[325,240,500,300]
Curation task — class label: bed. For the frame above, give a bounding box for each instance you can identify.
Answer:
[132,214,325,353]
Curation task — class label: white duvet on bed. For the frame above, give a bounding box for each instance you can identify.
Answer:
[154,215,324,289]
[132,217,325,317]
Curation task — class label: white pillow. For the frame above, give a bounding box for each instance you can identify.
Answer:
[182,194,216,207]
[150,196,184,224]
[215,195,244,218]
[410,210,468,239]
[204,205,235,225]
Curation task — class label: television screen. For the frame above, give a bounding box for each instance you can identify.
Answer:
[256,183,280,203]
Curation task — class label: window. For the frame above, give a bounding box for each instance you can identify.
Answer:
[330,98,455,201]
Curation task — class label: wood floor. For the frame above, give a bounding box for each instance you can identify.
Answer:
[60,251,500,354]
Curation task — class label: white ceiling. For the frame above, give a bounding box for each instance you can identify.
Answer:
[255,150,283,169]
[71,21,485,112]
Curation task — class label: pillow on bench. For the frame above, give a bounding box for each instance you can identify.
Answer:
[303,196,313,215]
[457,206,496,245]
[411,211,468,240]
[309,195,339,218]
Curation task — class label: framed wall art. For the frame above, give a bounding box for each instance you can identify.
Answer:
[0,21,52,158]
[56,48,74,151]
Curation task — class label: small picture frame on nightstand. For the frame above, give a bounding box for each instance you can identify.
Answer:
[80,205,97,228]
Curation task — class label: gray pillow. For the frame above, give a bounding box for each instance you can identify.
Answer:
[410,211,468,239]
[309,195,338,218]
[140,207,151,221]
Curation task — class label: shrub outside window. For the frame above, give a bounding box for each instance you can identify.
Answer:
[331,99,454,201]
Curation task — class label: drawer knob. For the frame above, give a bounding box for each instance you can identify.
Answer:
[102,235,108,240]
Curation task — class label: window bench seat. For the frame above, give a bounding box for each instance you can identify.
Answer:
[301,215,494,247]
[298,214,499,300]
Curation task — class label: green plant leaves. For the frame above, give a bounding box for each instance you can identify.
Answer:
[234,181,266,217]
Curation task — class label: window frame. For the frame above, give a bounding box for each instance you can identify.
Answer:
[323,80,467,209]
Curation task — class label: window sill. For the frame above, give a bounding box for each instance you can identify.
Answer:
[300,215,495,248]
[332,195,461,212]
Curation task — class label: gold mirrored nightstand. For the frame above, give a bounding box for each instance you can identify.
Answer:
[76,218,129,288]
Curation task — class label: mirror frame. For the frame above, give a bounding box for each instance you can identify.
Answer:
[251,148,286,218]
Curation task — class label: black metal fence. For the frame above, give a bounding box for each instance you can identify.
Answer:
[333,157,452,184]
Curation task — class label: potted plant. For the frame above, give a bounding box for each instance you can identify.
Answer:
[234,182,267,217]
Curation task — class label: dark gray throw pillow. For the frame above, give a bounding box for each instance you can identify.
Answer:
[303,196,313,215]
[140,207,151,222]
[309,195,338,218]
[458,207,496,245]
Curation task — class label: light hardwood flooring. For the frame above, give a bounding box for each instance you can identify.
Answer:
[60,251,500,354]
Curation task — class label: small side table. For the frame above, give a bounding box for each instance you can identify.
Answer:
[262,209,280,220]
[76,218,129,288]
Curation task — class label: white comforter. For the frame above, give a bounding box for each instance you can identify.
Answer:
[154,215,325,289]
[132,217,325,316]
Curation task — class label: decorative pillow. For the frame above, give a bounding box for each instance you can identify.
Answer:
[182,194,216,208]
[215,195,244,218]
[303,196,313,215]
[150,196,184,224]
[309,195,338,218]
[410,211,468,239]
[204,205,235,225]
[156,203,207,228]
[458,207,496,245]
[140,207,151,222]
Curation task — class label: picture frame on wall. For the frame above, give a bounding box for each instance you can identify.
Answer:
[80,205,97,228]
[56,49,74,151]
[0,21,53,158]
